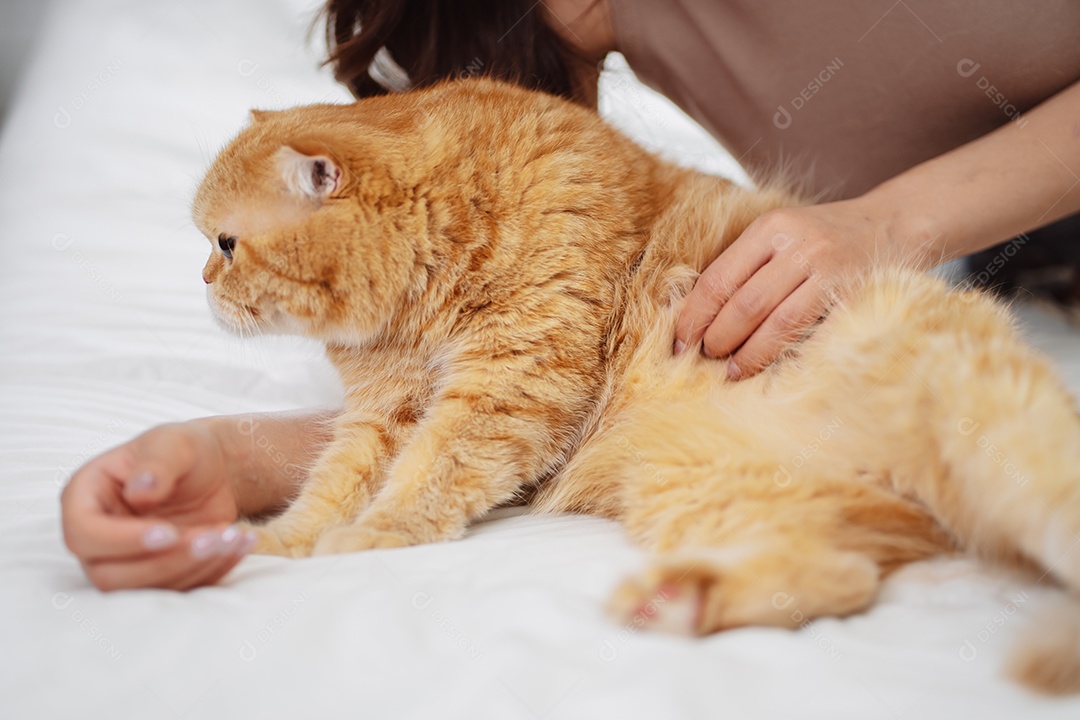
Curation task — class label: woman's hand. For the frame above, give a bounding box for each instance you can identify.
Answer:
[674,75,1080,379]
[674,197,921,379]
[61,420,255,591]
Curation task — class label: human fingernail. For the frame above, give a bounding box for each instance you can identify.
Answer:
[673,339,686,355]
[221,525,240,543]
[238,531,258,554]
[191,526,248,557]
[143,523,179,550]
[128,471,156,494]
[726,359,742,380]
[191,529,229,558]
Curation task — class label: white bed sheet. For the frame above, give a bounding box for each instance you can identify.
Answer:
[2,1,1080,718]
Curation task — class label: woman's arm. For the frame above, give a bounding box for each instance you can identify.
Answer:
[62,409,337,590]
[201,409,338,517]
[675,79,1080,378]
[867,79,1080,260]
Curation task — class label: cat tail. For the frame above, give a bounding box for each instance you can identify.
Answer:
[1008,594,1080,694]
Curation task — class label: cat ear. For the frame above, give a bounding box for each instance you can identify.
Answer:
[249,109,278,123]
[275,145,342,200]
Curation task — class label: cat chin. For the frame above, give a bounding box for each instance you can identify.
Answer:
[208,309,263,337]
[206,290,273,336]
[215,309,312,339]
[209,304,367,346]
[207,298,374,346]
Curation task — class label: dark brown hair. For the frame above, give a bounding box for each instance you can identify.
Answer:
[322,0,585,102]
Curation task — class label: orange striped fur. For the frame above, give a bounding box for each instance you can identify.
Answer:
[193,79,1080,693]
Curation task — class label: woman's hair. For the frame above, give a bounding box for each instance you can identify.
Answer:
[322,0,585,102]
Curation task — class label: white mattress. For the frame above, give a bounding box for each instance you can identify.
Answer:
[2,1,1080,717]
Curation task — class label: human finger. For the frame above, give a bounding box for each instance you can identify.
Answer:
[674,234,773,352]
[121,425,203,511]
[82,524,254,591]
[701,257,807,359]
[726,279,830,379]
[62,455,183,561]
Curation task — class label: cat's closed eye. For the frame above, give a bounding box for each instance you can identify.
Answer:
[218,234,237,259]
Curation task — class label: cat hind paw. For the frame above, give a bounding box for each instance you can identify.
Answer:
[608,567,708,636]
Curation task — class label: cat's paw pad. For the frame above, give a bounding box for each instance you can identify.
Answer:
[311,525,414,555]
[608,570,706,636]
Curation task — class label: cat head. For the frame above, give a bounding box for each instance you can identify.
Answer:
[192,104,421,344]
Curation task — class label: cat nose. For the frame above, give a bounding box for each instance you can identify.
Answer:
[202,254,223,284]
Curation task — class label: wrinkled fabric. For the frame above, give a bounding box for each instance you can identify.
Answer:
[2,1,1080,718]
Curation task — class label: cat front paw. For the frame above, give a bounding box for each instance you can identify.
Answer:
[311,524,416,555]
[237,520,315,558]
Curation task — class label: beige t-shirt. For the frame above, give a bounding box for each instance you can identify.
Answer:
[610,0,1080,198]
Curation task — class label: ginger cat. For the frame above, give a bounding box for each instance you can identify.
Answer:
[193,78,1080,693]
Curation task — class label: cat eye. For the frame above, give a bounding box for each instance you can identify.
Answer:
[218,234,237,260]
